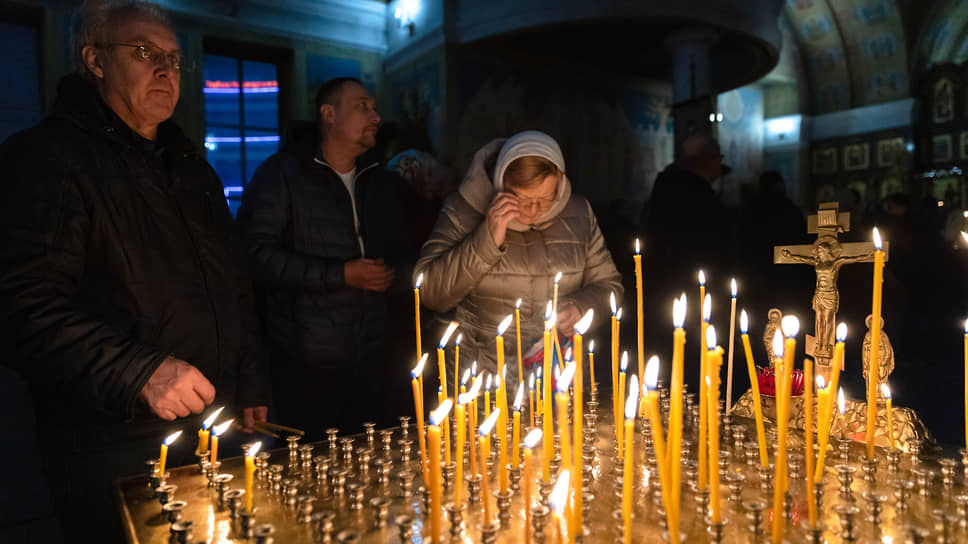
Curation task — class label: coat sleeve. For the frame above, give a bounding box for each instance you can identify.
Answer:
[236,155,347,293]
[0,131,167,420]
[413,195,506,313]
[562,200,624,327]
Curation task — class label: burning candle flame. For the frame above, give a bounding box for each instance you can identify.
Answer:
[458,390,474,405]
[574,309,594,335]
[644,355,659,390]
[472,361,477,376]
[673,296,686,328]
[588,340,594,353]
[706,324,718,349]
[837,323,848,342]
[411,353,428,378]
[479,408,500,435]
[498,314,513,336]
[468,374,483,397]
[634,238,641,255]
[837,388,846,415]
[698,270,706,286]
[962,231,968,245]
[514,383,524,410]
[702,294,711,322]
[203,406,225,430]
[881,383,891,400]
[772,330,784,359]
[430,399,453,426]
[549,470,570,514]
[456,333,462,346]
[616,307,623,321]
[529,372,535,390]
[485,373,492,391]
[439,321,459,348]
[557,362,576,393]
[415,273,423,289]
[164,430,182,446]
[625,375,639,420]
[873,227,882,251]
[781,315,800,338]
[610,292,617,315]
[964,318,968,334]
[247,441,262,456]
[523,429,542,449]
[516,298,522,309]
[554,271,562,284]
[213,419,234,437]
[731,278,737,298]
[817,375,826,390]
[620,351,628,372]
[461,368,471,386]
[545,301,554,329]
[740,309,749,334]
[564,347,574,363]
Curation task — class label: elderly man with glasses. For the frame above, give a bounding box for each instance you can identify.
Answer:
[415,130,622,384]
[0,2,267,540]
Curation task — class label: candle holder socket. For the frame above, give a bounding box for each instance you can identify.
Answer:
[704,516,727,544]
[496,490,513,527]
[837,437,851,464]
[445,501,465,537]
[835,465,856,500]
[886,449,901,474]
[253,523,276,544]
[394,514,413,541]
[801,519,825,544]
[369,496,390,529]
[480,521,499,544]
[724,472,745,503]
[954,494,968,528]
[758,464,774,492]
[346,480,365,510]
[312,510,336,542]
[892,478,913,512]
[860,455,878,484]
[913,467,935,497]
[862,490,886,524]
[833,503,859,541]
[224,489,244,520]
[743,500,766,537]
[695,488,710,518]
[531,504,551,544]
[374,458,391,489]
[213,474,234,508]
[443,462,456,492]
[169,520,193,544]
[467,474,482,505]
[239,508,257,538]
[940,457,958,488]
[155,483,176,508]
[397,470,414,500]
[162,499,187,524]
[335,529,360,543]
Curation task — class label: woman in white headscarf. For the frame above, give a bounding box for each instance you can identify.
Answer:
[414,130,622,382]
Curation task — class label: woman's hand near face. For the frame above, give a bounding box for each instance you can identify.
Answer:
[486,192,520,248]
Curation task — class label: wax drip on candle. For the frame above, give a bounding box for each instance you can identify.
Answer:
[524,429,542,448]
[203,407,224,431]
[575,309,594,335]
[731,278,737,299]
[673,295,686,328]
[412,353,428,377]
[626,374,639,419]
[498,314,513,336]
[439,322,459,348]
[702,294,711,323]
[740,309,749,334]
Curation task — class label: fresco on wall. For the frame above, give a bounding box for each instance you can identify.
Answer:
[784,0,851,113]
[919,0,968,65]
[717,86,764,207]
[453,57,673,204]
[827,0,908,105]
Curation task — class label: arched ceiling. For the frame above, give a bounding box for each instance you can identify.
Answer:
[783,0,910,114]
[917,0,968,66]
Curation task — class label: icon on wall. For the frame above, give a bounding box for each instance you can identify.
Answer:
[812,147,837,175]
[933,78,954,124]
[933,134,953,162]
[843,142,869,171]
[876,137,904,167]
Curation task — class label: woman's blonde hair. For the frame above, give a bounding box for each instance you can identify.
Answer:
[502,155,560,189]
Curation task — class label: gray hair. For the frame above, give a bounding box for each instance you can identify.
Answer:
[71,0,173,78]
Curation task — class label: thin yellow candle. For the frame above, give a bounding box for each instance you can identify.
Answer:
[588,340,596,395]
[196,406,223,455]
[617,352,628,455]
[622,376,638,544]
[497,314,513,494]
[428,400,452,543]
[740,310,768,466]
[468,374,482,478]
[455,394,467,505]
[523,429,542,544]
[726,279,738,413]
[573,309,593,533]
[484,374,492,419]
[158,430,181,476]
[964,318,967,452]
[550,470,570,544]
[804,358,817,527]
[556,362,576,475]
[698,292,711,491]
[210,419,233,466]
[816,323,847,482]
[529,373,536,428]
[411,354,429,486]
[543,302,554,483]
[644,357,670,515]
[552,272,563,371]
[438,388,451,467]
[772,316,798,543]
[610,293,620,434]
[815,375,830,481]
[461,369,470,395]
[479,408,500,526]
[867,228,884,458]
[454,333,462,403]
[512,385,523,468]
[414,273,424,362]
[536,366,542,416]
[667,294,686,544]
[438,322,458,464]
[245,441,261,512]
[634,240,645,403]
[882,383,894,450]
[705,326,724,524]
[516,299,524,385]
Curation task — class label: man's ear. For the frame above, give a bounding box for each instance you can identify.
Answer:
[81,45,105,79]
[319,104,336,126]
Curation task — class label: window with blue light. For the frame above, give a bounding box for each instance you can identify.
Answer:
[0,20,41,143]
[203,54,280,215]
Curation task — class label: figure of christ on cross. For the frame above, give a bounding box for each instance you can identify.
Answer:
[779,236,873,359]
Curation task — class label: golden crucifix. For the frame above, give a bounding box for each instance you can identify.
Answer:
[773,202,889,368]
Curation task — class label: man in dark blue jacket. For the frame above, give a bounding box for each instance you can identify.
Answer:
[237,78,412,439]
[0,2,267,541]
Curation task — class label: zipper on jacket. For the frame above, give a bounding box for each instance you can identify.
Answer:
[313,158,378,256]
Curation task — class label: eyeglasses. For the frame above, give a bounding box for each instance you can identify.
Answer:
[514,195,556,211]
[103,42,193,72]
